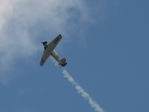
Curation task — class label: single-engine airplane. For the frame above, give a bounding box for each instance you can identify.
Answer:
[40,34,67,67]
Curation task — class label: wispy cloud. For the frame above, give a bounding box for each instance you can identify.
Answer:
[0,0,105,84]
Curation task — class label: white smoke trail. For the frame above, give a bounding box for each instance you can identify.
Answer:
[62,70,104,112]
[50,56,62,68]
[50,57,104,112]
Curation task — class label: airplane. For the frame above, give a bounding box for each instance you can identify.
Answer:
[40,34,67,67]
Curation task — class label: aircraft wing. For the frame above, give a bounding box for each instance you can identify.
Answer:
[47,34,62,51]
[40,51,49,66]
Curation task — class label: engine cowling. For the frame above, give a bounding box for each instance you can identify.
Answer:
[42,41,47,46]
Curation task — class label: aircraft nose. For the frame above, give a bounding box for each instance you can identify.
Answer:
[42,41,48,46]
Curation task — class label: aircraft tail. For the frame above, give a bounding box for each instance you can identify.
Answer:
[60,58,67,67]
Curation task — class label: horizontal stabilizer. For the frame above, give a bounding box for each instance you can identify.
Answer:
[60,58,67,67]
[60,58,66,64]
[61,63,67,67]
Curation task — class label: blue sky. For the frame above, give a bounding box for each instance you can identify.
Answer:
[0,0,149,112]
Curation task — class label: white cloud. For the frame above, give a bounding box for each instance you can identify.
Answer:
[0,0,105,84]
[0,0,13,29]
